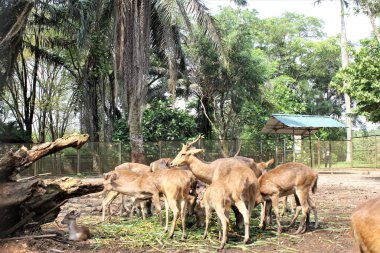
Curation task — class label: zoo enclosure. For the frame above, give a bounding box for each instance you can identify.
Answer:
[2,135,378,177]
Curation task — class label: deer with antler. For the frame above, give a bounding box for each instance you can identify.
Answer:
[170,135,258,246]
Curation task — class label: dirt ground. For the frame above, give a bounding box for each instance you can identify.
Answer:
[1,170,379,253]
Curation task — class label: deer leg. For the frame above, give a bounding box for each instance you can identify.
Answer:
[152,193,162,226]
[234,201,250,244]
[308,197,318,229]
[168,199,179,239]
[294,190,310,234]
[180,199,187,240]
[215,207,228,249]
[121,195,130,216]
[202,205,211,239]
[232,205,244,230]
[259,202,266,230]
[139,200,146,220]
[269,195,282,233]
[289,193,301,227]
[280,196,287,216]
[164,197,169,233]
[102,191,119,222]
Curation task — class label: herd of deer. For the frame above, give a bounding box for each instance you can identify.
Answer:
[60,135,380,252]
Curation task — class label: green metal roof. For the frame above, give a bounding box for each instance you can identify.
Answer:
[261,114,347,135]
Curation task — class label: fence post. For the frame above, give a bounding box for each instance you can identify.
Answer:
[283,139,286,162]
[118,142,122,164]
[375,136,378,169]
[351,139,354,169]
[77,148,80,175]
[260,139,263,161]
[159,141,162,158]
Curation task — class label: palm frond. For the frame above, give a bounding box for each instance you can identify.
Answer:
[185,0,227,64]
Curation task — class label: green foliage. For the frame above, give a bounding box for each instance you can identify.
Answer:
[335,39,380,122]
[0,121,29,143]
[113,99,198,142]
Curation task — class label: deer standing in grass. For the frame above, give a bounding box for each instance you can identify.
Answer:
[170,135,258,245]
[202,180,232,249]
[102,162,152,221]
[351,196,380,253]
[61,210,90,241]
[150,165,196,239]
[103,162,195,239]
[257,162,318,234]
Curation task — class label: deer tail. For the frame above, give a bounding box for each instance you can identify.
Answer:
[311,174,318,194]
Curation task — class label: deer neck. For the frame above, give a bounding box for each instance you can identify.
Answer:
[67,220,80,239]
[187,156,214,184]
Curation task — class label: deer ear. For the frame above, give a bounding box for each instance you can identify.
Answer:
[69,210,76,215]
[110,173,118,181]
[266,158,274,167]
[188,149,204,155]
[75,211,81,217]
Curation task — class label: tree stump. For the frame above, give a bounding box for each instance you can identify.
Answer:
[0,133,104,237]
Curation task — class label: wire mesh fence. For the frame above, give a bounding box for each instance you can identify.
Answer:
[2,135,378,177]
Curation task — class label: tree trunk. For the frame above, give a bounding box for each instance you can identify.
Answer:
[340,0,352,163]
[123,0,151,163]
[365,3,380,43]
[0,1,34,92]
[0,134,103,237]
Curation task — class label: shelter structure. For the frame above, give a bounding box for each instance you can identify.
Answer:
[261,114,347,167]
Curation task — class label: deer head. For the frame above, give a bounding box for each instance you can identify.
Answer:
[61,210,80,224]
[256,158,274,173]
[170,135,204,166]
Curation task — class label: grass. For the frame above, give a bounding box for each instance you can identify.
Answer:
[79,211,281,252]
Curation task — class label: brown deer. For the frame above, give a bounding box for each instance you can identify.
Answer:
[152,167,196,239]
[202,180,232,249]
[102,169,162,224]
[257,162,318,234]
[232,156,274,229]
[351,196,380,253]
[102,162,151,221]
[61,210,90,241]
[170,135,258,244]
[103,164,196,239]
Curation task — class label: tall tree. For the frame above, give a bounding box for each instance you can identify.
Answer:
[339,0,353,163]
[114,0,245,162]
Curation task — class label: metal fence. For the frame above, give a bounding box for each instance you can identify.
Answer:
[2,135,378,177]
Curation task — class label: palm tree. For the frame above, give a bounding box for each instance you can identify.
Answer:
[115,0,246,162]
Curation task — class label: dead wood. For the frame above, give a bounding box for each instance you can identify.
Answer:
[0,134,104,238]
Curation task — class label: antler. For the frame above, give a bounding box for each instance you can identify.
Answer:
[234,143,242,157]
[186,135,204,147]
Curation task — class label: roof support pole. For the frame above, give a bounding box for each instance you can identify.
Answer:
[293,128,295,162]
[309,129,312,168]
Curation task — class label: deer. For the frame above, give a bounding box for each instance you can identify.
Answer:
[202,180,232,249]
[102,169,162,224]
[103,162,196,239]
[256,162,318,234]
[151,166,196,239]
[170,135,258,245]
[61,210,90,241]
[102,162,152,221]
[232,156,274,229]
[351,196,380,253]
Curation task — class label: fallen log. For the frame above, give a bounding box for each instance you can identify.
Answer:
[0,134,104,238]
